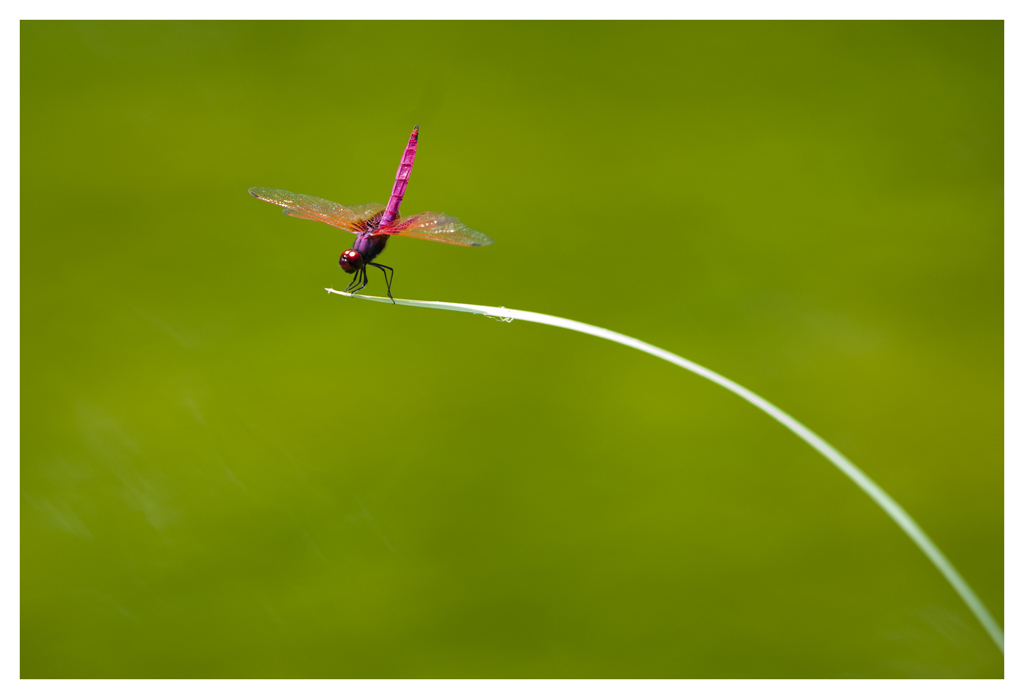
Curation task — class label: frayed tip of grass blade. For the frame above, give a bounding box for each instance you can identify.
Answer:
[325,287,1005,653]
[325,287,513,319]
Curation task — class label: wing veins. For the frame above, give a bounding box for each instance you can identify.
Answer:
[250,187,384,233]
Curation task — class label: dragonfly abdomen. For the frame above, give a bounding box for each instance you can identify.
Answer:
[380,125,419,228]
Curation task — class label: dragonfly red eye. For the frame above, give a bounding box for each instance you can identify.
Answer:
[339,249,362,273]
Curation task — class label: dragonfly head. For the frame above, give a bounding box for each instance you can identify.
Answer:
[339,249,363,273]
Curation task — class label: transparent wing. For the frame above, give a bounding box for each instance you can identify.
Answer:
[346,203,388,223]
[378,212,494,247]
[249,187,385,233]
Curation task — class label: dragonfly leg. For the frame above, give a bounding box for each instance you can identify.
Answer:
[350,267,369,295]
[344,270,361,294]
[369,263,396,304]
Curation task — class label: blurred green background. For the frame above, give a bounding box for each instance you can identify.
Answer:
[21,21,1003,678]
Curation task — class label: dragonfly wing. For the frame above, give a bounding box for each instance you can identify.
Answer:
[346,203,387,230]
[249,187,385,233]
[378,212,494,247]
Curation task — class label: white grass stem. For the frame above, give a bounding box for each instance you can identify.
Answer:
[327,288,1004,653]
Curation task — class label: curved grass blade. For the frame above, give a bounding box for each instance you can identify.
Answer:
[326,287,1005,653]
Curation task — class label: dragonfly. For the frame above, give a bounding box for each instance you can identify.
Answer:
[249,126,493,303]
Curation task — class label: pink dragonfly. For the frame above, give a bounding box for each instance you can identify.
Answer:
[249,126,493,302]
